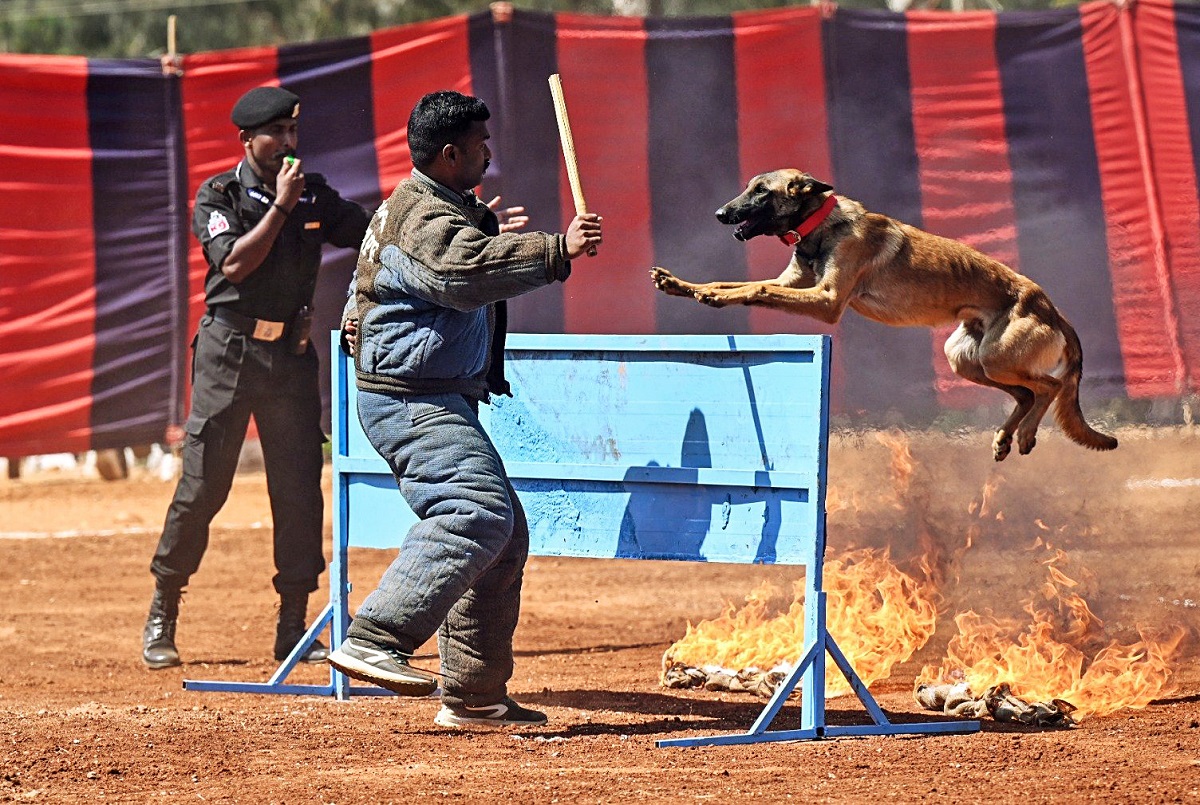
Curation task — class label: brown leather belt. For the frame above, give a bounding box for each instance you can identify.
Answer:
[209,307,286,342]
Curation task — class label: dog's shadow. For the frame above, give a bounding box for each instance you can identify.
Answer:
[183,658,250,667]
[616,403,781,563]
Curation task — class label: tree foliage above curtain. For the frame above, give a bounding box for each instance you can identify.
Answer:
[0,0,1098,59]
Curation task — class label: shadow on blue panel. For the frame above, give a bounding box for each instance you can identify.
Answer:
[617,408,781,564]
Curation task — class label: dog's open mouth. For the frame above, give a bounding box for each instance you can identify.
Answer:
[730,210,773,241]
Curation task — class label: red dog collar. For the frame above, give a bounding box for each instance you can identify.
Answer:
[779,194,838,246]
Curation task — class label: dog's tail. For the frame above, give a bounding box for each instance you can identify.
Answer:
[1055,318,1118,451]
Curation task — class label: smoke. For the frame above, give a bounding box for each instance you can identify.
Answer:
[825,426,1199,661]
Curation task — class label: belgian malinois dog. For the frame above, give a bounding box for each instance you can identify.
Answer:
[650,169,1117,461]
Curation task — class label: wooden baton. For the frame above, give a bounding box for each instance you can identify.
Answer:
[548,73,596,255]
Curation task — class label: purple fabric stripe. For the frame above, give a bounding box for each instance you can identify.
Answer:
[469,11,502,186]
[490,10,564,335]
[87,59,180,449]
[823,10,937,421]
[165,72,190,431]
[1175,6,1200,225]
[996,10,1124,399]
[278,36,380,427]
[645,16,748,335]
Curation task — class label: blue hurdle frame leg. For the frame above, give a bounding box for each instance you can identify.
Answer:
[183,603,337,695]
[656,592,980,748]
[331,387,352,702]
[328,461,395,700]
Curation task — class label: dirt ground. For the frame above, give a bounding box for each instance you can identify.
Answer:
[2,427,1199,803]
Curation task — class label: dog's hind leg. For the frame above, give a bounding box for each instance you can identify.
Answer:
[945,322,1034,461]
[978,312,1068,457]
[976,380,1035,462]
[995,372,1060,456]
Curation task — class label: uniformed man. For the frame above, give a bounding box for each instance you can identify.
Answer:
[142,86,371,670]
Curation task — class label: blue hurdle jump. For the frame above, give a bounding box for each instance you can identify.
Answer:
[186,332,979,746]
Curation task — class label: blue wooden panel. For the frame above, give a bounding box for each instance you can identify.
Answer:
[345,472,816,563]
[345,472,411,550]
[519,479,813,563]
[482,335,824,474]
[334,333,830,566]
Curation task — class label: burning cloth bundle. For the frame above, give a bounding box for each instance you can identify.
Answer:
[915,680,1077,728]
[661,662,789,698]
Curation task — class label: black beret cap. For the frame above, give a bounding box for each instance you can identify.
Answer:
[231,86,300,129]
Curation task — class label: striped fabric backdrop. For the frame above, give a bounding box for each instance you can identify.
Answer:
[2,0,1199,456]
[0,56,184,456]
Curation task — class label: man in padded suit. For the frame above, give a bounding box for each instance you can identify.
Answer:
[327,90,603,728]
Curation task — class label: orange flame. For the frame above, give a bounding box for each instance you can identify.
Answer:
[918,546,1186,720]
[663,548,938,698]
[875,430,915,505]
[665,430,1186,720]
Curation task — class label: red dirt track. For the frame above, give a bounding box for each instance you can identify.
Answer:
[3,428,1199,803]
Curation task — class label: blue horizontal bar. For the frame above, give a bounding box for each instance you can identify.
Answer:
[182,681,335,696]
[336,457,814,490]
[656,718,980,747]
[506,333,827,354]
[657,728,820,747]
[821,721,981,737]
[335,456,387,473]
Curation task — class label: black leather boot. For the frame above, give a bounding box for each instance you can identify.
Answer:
[142,583,182,669]
[275,592,328,662]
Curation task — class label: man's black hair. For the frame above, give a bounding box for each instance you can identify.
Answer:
[408,91,491,170]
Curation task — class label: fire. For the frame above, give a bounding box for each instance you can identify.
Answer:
[663,429,1187,721]
[918,544,1186,720]
[875,429,916,503]
[663,431,941,698]
[662,547,939,697]
[824,429,917,515]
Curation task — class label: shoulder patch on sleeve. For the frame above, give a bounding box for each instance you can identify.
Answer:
[207,210,230,238]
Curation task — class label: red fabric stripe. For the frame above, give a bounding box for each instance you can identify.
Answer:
[555,15,654,334]
[0,56,96,455]
[730,7,853,406]
[1134,0,1200,393]
[733,8,832,339]
[371,16,473,200]
[907,12,1017,408]
[178,47,279,419]
[1080,1,1181,397]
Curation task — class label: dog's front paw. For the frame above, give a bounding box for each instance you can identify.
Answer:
[650,266,691,297]
[695,290,727,308]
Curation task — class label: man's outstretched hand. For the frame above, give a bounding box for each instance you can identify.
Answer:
[486,196,529,233]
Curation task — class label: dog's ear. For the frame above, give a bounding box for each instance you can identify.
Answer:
[806,177,834,195]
